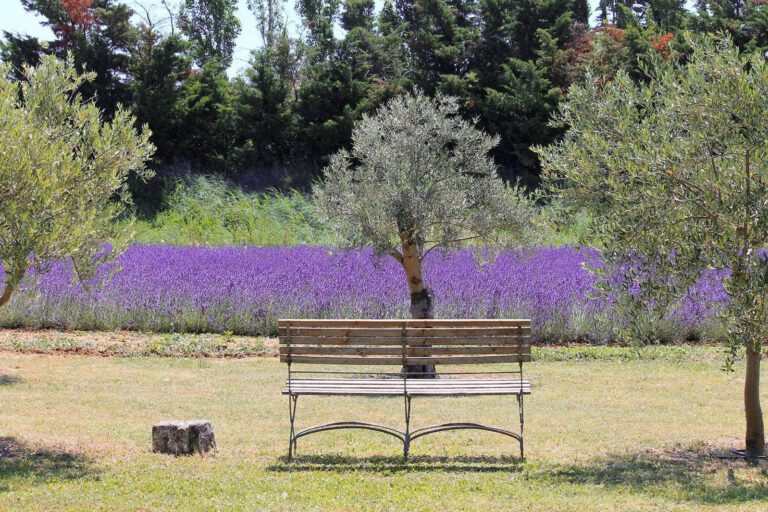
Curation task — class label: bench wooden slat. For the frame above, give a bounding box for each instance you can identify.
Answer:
[279,327,530,338]
[279,319,531,328]
[280,354,532,365]
[278,335,530,347]
[287,385,529,388]
[280,319,533,365]
[282,378,531,396]
[284,384,530,389]
[285,384,530,390]
[285,387,530,391]
[283,390,531,397]
[279,346,530,356]
[288,379,527,383]
[284,385,528,390]
[287,378,526,382]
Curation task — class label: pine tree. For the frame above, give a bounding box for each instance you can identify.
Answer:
[572,0,591,25]
[297,0,341,62]
[394,0,478,93]
[235,44,297,165]
[129,29,190,162]
[175,61,238,171]
[647,0,688,30]
[472,0,575,181]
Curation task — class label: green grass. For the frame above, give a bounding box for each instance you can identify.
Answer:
[536,206,595,247]
[130,176,337,246]
[0,329,271,358]
[1,342,766,511]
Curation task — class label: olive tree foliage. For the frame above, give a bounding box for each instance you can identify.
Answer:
[537,36,768,457]
[0,54,154,308]
[315,91,537,331]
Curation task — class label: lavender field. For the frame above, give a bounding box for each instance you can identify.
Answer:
[0,245,728,342]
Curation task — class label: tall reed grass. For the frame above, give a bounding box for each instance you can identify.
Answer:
[131,176,337,246]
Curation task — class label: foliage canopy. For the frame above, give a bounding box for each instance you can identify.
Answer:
[8,0,760,194]
[315,91,536,260]
[537,35,768,456]
[178,0,242,69]
[0,54,154,306]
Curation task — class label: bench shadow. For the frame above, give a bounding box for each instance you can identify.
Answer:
[548,443,768,506]
[269,453,524,473]
[0,374,21,386]
[0,437,98,492]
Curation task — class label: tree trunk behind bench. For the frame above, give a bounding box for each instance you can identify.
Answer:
[406,288,437,378]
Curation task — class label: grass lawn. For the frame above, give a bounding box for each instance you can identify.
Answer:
[0,339,767,511]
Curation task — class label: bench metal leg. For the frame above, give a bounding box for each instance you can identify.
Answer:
[288,394,298,460]
[403,395,412,459]
[286,393,408,461]
[517,394,525,460]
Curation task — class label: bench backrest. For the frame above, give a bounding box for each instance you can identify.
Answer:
[278,319,531,366]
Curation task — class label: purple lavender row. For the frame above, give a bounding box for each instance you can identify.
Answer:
[0,245,729,341]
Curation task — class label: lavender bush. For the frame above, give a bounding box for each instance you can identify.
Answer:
[0,245,727,342]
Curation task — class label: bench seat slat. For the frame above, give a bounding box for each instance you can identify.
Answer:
[285,379,527,385]
[283,391,531,396]
[283,378,531,396]
[282,380,532,387]
[286,378,525,382]
[284,386,527,390]
[284,379,520,388]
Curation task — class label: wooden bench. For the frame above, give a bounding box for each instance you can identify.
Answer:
[279,319,532,459]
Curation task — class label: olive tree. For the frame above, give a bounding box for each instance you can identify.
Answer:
[537,37,768,457]
[315,92,536,376]
[0,54,154,308]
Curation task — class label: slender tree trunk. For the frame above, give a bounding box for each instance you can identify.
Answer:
[0,270,23,308]
[745,346,765,457]
[0,270,26,307]
[399,235,437,378]
[0,282,14,308]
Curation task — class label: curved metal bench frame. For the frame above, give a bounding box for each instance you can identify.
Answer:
[287,393,525,459]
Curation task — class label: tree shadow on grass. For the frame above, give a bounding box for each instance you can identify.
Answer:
[0,437,99,492]
[269,453,524,473]
[548,443,768,506]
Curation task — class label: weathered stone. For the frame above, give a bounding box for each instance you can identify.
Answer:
[152,420,216,455]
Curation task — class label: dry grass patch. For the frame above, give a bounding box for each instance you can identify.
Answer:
[0,328,275,358]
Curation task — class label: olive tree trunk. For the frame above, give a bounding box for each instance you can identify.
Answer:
[0,270,23,308]
[0,283,14,308]
[745,346,765,457]
[399,236,437,378]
